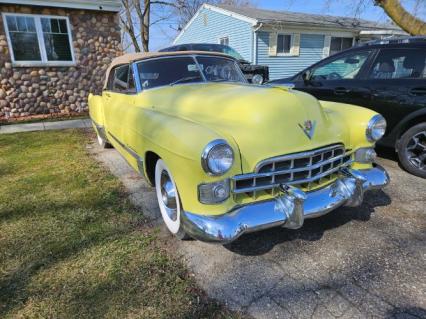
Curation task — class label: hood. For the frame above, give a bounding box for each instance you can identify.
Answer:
[139,83,349,173]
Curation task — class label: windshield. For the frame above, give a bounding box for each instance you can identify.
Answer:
[192,44,245,60]
[218,45,245,61]
[136,55,246,90]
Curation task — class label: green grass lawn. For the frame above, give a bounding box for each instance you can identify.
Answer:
[0,130,241,319]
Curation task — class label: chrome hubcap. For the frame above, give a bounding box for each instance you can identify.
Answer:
[160,171,177,221]
[406,130,426,171]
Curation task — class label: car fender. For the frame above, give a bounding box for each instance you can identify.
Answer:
[390,108,426,148]
[319,100,379,169]
[88,93,105,126]
[131,108,242,215]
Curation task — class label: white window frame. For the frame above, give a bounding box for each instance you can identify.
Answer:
[218,36,229,46]
[276,33,293,56]
[2,12,76,67]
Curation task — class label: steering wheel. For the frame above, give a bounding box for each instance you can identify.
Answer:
[327,72,342,80]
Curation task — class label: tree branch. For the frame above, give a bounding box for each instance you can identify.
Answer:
[375,0,426,35]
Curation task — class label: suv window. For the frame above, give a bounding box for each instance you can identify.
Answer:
[369,48,426,79]
[311,51,371,81]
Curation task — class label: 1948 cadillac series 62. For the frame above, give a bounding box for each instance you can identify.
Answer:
[89,51,389,244]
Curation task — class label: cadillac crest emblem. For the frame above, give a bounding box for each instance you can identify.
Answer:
[298,120,316,139]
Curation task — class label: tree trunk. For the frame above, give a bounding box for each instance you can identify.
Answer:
[375,0,426,35]
[142,0,150,52]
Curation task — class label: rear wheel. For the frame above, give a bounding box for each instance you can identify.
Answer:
[397,123,426,178]
[155,159,189,239]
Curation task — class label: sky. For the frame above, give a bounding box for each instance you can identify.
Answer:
[148,0,426,51]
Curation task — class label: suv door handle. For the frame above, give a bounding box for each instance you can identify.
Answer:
[334,87,350,95]
[410,87,426,96]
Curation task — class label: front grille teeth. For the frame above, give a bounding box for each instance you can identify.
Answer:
[232,144,352,198]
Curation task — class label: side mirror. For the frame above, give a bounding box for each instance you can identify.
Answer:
[302,70,312,83]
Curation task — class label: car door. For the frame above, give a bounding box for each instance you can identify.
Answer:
[103,64,136,144]
[293,49,375,106]
[365,47,426,141]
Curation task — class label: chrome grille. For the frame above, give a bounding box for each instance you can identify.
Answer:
[232,144,352,196]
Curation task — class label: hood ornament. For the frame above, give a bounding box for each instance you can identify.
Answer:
[298,120,316,139]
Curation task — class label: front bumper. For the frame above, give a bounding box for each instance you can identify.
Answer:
[181,165,389,244]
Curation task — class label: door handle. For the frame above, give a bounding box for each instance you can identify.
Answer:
[104,92,112,98]
[334,87,350,95]
[410,87,426,96]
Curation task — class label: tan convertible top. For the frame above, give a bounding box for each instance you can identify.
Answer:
[104,51,232,89]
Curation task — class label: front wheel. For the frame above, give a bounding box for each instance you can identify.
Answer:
[397,123,426,178]
[155,159,189,239]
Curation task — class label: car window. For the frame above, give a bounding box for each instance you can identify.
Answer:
[137,57,203,89]
[368,48,426,79]
[311,51,371,81]
[111,64,129,92]
[197,56,246,83]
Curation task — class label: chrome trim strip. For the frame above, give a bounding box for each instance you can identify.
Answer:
[181,165,389,244]
[91,119,108,141]
[108,132,143,164]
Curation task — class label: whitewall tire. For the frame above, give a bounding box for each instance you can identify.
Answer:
[155,159,189,239]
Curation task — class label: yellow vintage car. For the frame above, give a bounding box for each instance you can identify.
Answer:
[89,51,389,243]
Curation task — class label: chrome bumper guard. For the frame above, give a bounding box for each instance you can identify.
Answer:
[181,165,389,244]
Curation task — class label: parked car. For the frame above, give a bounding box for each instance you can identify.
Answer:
[159,43,269,84]
[269,36,426,178]
[89,51,389,243]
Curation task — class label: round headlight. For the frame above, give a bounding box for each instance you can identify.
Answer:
[252,74,264,85]
[366,114,386,142]
[201,140,234,175]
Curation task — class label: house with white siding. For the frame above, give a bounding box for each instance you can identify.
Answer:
[173,4,404,80]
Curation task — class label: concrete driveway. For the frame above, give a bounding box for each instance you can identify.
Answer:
[89,137,426,319]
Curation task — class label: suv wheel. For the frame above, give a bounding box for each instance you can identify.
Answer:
[397,123,426,178]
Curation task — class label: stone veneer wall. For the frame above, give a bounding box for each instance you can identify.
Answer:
[0,4,122,119]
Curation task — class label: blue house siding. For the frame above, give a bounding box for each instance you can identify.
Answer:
[174,7,254,62]
[257,32,325,79]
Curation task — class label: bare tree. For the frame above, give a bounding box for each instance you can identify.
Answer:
[322,0,425,35]
[120,0,177,52]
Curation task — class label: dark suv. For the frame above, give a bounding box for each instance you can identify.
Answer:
[160,43,269,84]
[269,37,426,178]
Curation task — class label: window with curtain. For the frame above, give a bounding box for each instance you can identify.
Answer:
[330,37,353,56]
[277,34,292,55]
[3,14,74,65]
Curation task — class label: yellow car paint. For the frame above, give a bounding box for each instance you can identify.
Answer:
[89,82,378,216]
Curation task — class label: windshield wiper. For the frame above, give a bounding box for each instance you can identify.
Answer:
[170,75,202,86]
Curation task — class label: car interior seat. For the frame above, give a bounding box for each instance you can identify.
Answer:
[373,58,396,79]
[402,54,426,78]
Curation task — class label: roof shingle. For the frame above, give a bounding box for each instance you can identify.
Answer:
[215,4,401,31]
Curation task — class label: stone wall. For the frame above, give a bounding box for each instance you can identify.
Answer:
[0,5,122,119]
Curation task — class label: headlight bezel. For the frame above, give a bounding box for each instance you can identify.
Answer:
[201,139,234,176]
[366,114,387,142]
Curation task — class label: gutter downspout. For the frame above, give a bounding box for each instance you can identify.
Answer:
[253,23,263,64]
